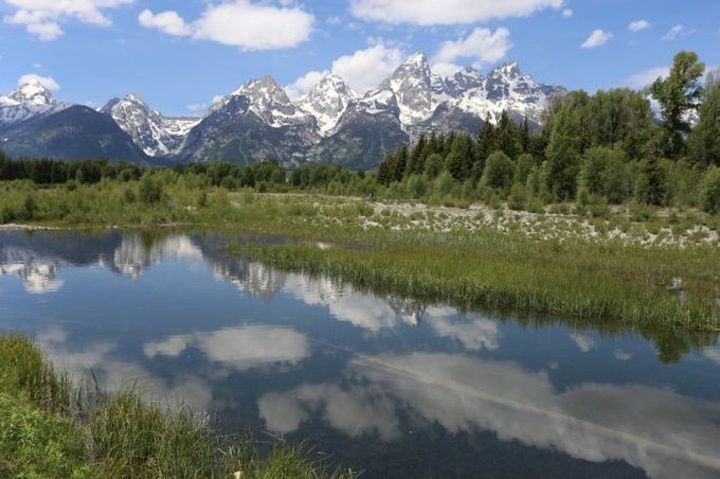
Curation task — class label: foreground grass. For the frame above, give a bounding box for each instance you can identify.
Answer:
[0,334,357,479]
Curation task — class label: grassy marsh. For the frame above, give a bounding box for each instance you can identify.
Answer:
[0,333,358,479]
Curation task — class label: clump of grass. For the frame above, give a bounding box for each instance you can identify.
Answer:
[0,334,358,479]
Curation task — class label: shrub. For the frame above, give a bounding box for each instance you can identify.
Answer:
[139,174,163,204]
[481,151,515,196]
[508,183,529,211]
[699,166,720,214]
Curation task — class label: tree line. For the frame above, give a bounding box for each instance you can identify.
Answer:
[375,51,720,213]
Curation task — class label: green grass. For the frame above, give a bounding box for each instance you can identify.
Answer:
[0,334,358,479]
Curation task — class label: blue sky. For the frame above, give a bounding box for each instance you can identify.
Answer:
[0,0,718,116]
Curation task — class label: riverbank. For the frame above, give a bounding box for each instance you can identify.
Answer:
[0,333,357,478]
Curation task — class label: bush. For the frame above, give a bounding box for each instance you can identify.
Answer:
[481,151,515,196]
[508,183,529,211]
[635,157,670,206]
[699,166,720,214]
[139,174,163,204]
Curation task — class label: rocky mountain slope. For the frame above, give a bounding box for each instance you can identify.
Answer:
[101,94,199,157]
[0,52,565,167]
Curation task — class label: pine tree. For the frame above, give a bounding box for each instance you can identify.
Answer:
[393,144,408,182]
[445,134,474,181]
[477,114,497,162]
[521,116,530,153]
[495,110,522,159]
[407,134,427,176]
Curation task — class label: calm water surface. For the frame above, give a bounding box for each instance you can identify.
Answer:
[1,230,719,478]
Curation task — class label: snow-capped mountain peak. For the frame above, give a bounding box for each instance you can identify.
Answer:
[365,51,434,125]
[124,92,145,106]
[489,62,522,79]
[101,93,199,157]
[0,79,67,127]
[87,52,565,164]
[298,73,357,135]
[8,79,57,107]
[440,60,565,126]
[221,75,312,128]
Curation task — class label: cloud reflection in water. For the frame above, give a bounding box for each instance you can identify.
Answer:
[258,352,720,479]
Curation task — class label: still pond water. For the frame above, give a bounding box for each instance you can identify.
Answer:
[1,230,720,478]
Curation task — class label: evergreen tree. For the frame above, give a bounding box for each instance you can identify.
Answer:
[445,134,474,181]
[377,154,396,186]
[393,144,408,182]
[407,134,427,176]
[650,51,705,158]
[476,115,497,162]
[496,111,522,159]
[521,116,530,153]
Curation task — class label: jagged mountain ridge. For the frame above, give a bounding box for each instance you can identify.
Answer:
[176,53,564,168]
[0,53,565,167]
[101,94,199,157]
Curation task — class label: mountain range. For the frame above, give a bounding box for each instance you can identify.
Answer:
[0,52,565,169]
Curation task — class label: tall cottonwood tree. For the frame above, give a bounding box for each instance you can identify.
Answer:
[650,51,705,159]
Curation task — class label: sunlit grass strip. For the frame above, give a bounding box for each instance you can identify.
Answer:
[0,334,358,479]
[231,233,720,333]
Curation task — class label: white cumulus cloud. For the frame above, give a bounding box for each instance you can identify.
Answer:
[285,70,329,99]
[18,73,60,91]
[138,9,190,36]
[3,0,135,41]
[580,29,613,49]
[561,9,573,18]
[139,1,314,50]
[662,25,683,41]
[628,20,650,33]
[432,27,512,70]
[287,41,404,98]
[350,0,564,25]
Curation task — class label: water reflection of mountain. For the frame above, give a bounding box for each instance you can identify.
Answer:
[0,231,426,327]
[111,234,204,280]
[0,231,122,293]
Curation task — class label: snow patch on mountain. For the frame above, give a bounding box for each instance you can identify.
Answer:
[438,61,564,125]
[216,76,313,129]
[102,52,565,163]
[297,74,357,135]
